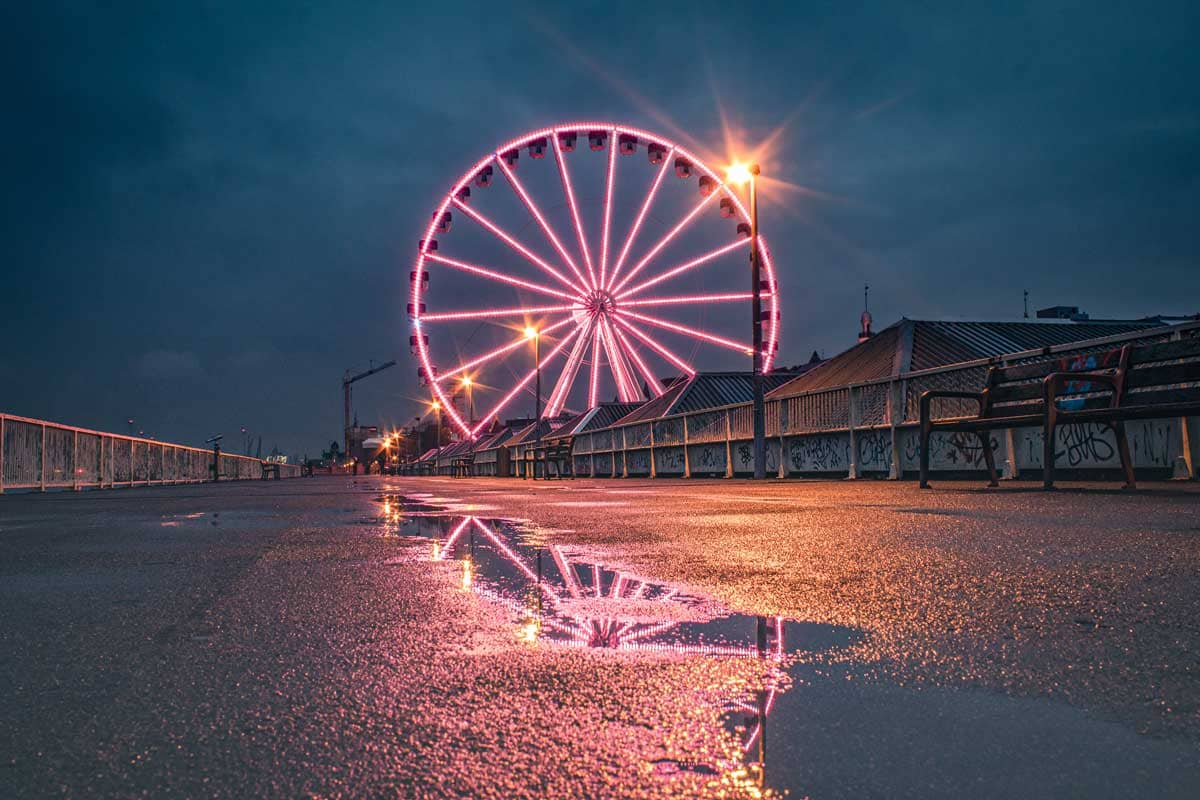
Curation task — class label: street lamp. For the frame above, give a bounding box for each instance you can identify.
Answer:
[460,375,475,430]
[430,400,442,450]
[524,326,541,442]
[727,161,766,479]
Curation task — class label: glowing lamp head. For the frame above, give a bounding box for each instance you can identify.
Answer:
[431,400,441,411]
[523,326,539,340]
[460,376,472,387]
[726,161,759,186]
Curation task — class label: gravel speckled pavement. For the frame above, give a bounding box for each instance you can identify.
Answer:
[2,476,1198,798]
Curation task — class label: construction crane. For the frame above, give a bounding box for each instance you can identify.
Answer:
[343,360,396,457]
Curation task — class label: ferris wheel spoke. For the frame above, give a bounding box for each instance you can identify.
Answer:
[425,253,582,302]
[587,326,603,408]
[616,239,750,299]
[421,303,575,323]
[621,292,763,309]
[470,325,583,436]
[453,198,578,291]
[598,316,640,402]
[606,148,673,292]
[609,191,720,296]
[598,128,618,290]
[612,324,665,398]
[551,133,598,291]
[434,317,575,384]
[615,308,757,357]
[494,156,591,291]
[612,316,697,377]
[546,318,594,418]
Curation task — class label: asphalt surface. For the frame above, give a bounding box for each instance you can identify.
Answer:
[2,476,1199,798]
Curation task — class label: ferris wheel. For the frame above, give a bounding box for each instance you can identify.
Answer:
[410,122,781,439]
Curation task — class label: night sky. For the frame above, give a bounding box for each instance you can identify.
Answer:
[5,1,1198,457]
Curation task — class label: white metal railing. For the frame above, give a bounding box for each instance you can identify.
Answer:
[0,412,301,493]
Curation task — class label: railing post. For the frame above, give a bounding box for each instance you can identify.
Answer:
[129,440,134,486]
[724,410,734,478]
[0,415,5,495]
[847,387,860,480]
[73,430,79,491]
[889,380,903,480]
[649,424,657,478]
[40,423,47,492]
[776,401,786,479]
[682,415,692,479]
[620,428,629,478]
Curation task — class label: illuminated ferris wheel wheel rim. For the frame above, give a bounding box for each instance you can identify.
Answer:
[411,121,782,439]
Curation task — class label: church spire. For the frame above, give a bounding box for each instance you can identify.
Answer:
[858,283,874,343]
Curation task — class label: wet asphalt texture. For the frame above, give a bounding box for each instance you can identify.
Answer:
[1,476,1198,798]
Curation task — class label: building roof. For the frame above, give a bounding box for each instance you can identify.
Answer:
[506,417,569,447]
[767,317,1163,399]
[544,402,645,440]
[613,371,810,425]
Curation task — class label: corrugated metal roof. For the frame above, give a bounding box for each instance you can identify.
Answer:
[506,417,569,446]
[545,403,645,440]
[909,320,1159,371]
[768,318,1163,399]
[615,372,807,424]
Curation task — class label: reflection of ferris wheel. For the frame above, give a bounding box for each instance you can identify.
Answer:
[410,122,781,438]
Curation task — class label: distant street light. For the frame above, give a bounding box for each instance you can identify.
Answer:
[430,400,442,450]
[726,161,766,479]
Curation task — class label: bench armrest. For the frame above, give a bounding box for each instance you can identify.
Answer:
[918,390,985,426]
[1043,371,1120,411]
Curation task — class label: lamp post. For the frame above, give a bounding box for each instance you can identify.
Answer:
[524,327,541,442]
[461,376,475,430]
[431,400,442,450]
[728,162,766,479]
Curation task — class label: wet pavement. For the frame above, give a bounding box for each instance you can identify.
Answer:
[2,476,1199,798]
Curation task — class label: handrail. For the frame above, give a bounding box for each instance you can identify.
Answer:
[0,412,300,493]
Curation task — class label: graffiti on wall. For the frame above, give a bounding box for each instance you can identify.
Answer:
[1021,420,1177,468]
[856,430,893,471]
[789,435,849,472]
[905,431,1000,469]
[626,450,651,475]
[689,444,726,472]
[656,447,686,473]
[734,440,779,472]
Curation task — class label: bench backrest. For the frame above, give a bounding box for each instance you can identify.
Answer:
[1120,337,1200,407]
[984,336,1200,415]
[982,345,1126,416]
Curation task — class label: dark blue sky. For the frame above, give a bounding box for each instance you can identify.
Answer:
[4,1,1197,456]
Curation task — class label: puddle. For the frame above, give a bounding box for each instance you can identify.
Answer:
[374,494,861,794]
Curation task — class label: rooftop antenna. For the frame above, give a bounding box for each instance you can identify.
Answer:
[1023,289,1029,319]
[858,283,874,343]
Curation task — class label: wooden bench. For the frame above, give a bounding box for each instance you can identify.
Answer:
[260,462,281,480]
[920,337,1200,489]
[535,437,575,479]
[451,453,475,477]
[1043,337,1200,488]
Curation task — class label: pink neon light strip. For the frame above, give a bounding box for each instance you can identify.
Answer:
[587,326,602,408]
[551,134,597,290]
[546,318,593,417]
[598,316,638,401]
[616,308,755,356]
[470,325,581,436]
[612,325,665,398]
[495,156,591,291]
[610,191,718,296]
[551,546,584,599]
[621,292,763,309]
[421,303,575,323]
[453,198,577,291]
[435,317,573,383]
[607,147,673,291]
[599,128,617,290]
[436,516,475,559]
[425,253,580,302]
[616,239,750,299]
[612,316,696,377]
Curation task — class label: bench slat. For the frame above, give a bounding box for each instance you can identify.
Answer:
[1127,338,1200,365]
[987,382,1045,403]
[1124,362,1200,389]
